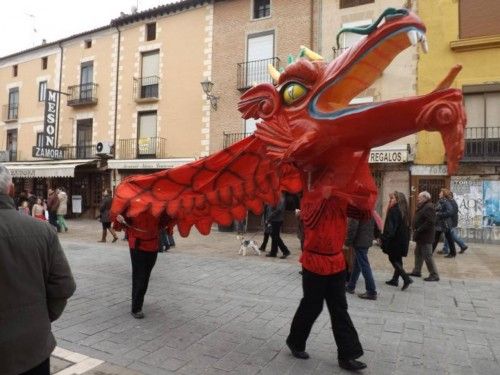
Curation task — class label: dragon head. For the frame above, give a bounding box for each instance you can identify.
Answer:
[238,8,466,175]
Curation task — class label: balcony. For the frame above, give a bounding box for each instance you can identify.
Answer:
[332,47,349,59]
[223,132,252,148]
[134,76,160,102]
[59,144,100,159]
[118,137,167,159]
[67,83,98,106]
[2,104,18,122]
[237,57,280,91]
[462,127,500,160]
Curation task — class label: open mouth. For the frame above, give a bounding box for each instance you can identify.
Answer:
[310,15,427,120]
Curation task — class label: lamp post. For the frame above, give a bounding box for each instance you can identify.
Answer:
[200,79,219,111]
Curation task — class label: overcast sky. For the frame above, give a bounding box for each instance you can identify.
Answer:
[1,0,177,57]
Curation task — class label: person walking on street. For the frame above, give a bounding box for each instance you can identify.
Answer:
[265,192,291,259]
[432,188,457,258]
[259,205,272,252]
[382,191,413,291]
[410,191,439,281]
[56,187,69,232]
[0,165,76,375]
[344,207,377,300]
[47,188,60,232]
[32,197,46,221]
[439,191,468,255]
[114,212,170,319]
[98,188,118,243]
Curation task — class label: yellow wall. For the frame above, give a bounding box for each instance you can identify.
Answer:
[416,0,500,164]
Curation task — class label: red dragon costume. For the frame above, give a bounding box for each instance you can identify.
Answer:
[111,9,466,276]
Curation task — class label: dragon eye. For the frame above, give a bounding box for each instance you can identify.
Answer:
[282,83,307,105]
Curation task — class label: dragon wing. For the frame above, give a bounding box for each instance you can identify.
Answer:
[111,135,302,237]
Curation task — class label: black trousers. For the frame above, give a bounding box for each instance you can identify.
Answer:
[130,249,158,313]
[21,358,50,375]
[260,232,270,250]
[388,254,410,283]
[270,221,290,256]
[432,229,456,256]
[48,211,59,231]
[287,269,363,361]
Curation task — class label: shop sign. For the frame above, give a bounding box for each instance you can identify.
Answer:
[10,169,36,178]
[32,146,63,159]
[33,88,63,159]
[369,150,408,163]
[410,165,448,176]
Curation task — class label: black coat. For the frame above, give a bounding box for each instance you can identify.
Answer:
[412,201,436,244]
[345,218,375,249]
[381,205,410,257]
[99,195,112,223]
[435,198,453,231]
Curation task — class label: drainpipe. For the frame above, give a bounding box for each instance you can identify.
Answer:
[112,26,122,190]
[56,42,64,147]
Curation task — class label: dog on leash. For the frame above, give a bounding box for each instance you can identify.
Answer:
[237,235,261,256]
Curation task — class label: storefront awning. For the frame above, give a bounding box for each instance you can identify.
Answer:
[108,158,195,170]
[1,159,96,178]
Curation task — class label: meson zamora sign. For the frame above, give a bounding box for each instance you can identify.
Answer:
[32,88,64,159]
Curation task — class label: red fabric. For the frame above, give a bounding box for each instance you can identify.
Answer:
[113,211,169,252]
[34,214,46,221]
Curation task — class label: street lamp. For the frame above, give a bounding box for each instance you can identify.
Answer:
[200,79,219,111]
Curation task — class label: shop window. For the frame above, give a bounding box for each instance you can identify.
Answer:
[253,0,270,19]
[459,0,500,38]
[13,65,18,77]
[38,81,47,102]
[340,0,374,9]
[41,57,48,70]
[146,22,156,41]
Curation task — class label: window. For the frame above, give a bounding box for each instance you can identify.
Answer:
[76,119,93,159]
[459,0,500,38]
[246,32,274,86]
[340,0,374,8]
[41,57,48,70]
[36,132,44,147]
[253,0,270,19]
[146,22,156,41]
[84,39,92,48]
[138,111,157,157]
[339,20,371,49]
[8,88,19,120]
[38,81,47,102]
[140,50,159,98]
[80,61,94,100]
[12,65,18,77]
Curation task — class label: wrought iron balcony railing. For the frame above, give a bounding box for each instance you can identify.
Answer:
[237,57,280,91]
[59,144,100,159]
[134,76,160,101]
[223,132,252,149]
[2,104,18,122]
[118,137,167,159]
[332,47,349,59]
[463,126,500,160]
[67,83,98,106]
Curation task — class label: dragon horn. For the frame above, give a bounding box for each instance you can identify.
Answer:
[300,45,324,61]
[268,63,281,81]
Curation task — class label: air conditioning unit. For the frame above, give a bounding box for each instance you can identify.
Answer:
[96,141,113,155]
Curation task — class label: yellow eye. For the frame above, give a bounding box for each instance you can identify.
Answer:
[283,83,307,105]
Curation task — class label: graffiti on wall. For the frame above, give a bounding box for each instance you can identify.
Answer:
[483,181,500,227]
[451,178,483,228]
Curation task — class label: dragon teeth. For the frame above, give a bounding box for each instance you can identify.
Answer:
[407,30,418,46]
[421,37,429,53]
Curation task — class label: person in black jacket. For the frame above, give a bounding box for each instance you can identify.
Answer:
[439,192,468,254]
[98,188,118,243]
[410,191,439,281]
[432,188,456,258]
[381,191,412,291]
[265,192,291,259]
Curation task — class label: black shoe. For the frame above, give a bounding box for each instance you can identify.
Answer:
[459,246,468,254]
[444,254,456,258]
[402,278,413,291]
[286,340,309,360]
[424,276,440,282]
[385,280,398,287]
[280,252,290,259]
[409,272,421,277]
[345,286,355,294]
[131,311,144,319]
[358,292,377,300]
[112,237,118,243]
[258,247,266,252]
[266,253,277,258]
[339,359,367,371]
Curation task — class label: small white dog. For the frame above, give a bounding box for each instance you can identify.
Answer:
[237,235,261,256]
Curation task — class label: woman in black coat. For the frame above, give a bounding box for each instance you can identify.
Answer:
[381,191,412,291]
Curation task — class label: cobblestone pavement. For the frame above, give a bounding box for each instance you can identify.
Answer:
[48,220,500,374]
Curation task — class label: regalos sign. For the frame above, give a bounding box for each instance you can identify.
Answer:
[32,88,64,159]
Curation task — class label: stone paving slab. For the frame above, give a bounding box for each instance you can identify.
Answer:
[48,234,500,374]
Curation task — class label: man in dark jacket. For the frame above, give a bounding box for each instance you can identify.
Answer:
[432,188,457,258]
[0,165,76,375]
[440,192,468,254]
[265,192,291,259]
[47,188,60,231]
[410,191,439,281]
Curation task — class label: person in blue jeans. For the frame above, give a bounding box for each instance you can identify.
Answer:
[439,192,468,255]
[344,207,377,300]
